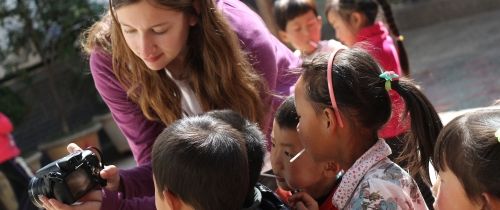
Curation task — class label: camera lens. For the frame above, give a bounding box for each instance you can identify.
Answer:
[28,177,49,208]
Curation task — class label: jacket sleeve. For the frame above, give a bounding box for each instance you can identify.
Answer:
[101,189,156,210]
[0,113,14,134]
[89,50,165,165]
[89,50,160,209]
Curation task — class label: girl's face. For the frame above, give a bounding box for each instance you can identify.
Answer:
[270,121,338,196]
[434,168,482,210]
[293,76,335,162]
[281,10,322,54]
[116,1,197,70]
[326,10,358,47]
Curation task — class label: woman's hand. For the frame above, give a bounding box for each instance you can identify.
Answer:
[39,190,102,210]
[289,191,319,210]
[67,143,121,191]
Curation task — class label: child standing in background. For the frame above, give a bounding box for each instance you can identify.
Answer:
[325,0,409,76]
[0,112,36,210]
[433,109,500,210]
[271,96,341,210]
[274,0,344,60]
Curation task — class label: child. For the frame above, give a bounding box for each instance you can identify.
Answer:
[291,48,442,209]
[271,96,342,210]
[433,109,500,210]
[324,1,438,206]
[206,110,289,210]
[274,0,343,60]
[325,0,408,76]
[151,115,250,210]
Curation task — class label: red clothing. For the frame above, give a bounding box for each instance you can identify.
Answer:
[356,22,409,138]
[0,113,20,163]
[276,187,339,210]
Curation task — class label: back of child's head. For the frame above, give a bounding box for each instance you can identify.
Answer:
[275,96,300,129]
[434,109,500,202]
[152,115,250,210]
[325,0,409,75]
[274,0,318,31]
[205,110,266,190]
[300,48,442,183]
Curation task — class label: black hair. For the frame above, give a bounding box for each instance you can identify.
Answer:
[205,110,266,191]
[325,0,410,76]
[152,115,249,210]
[300,48,442,184]
[434,109,500,203]
[275,96,299,129]
[274,0,318,31]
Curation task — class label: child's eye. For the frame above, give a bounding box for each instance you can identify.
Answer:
[271,142,276,148]
[284,151,294,158]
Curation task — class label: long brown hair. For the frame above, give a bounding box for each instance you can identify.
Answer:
[325,0,410,76]
[82,0,265,126]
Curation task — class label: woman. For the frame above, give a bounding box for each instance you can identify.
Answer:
[40,0,299,209]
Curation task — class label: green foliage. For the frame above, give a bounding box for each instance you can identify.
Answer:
[0,86,27,125]
[0,0,105,69]
[0,0,106,134]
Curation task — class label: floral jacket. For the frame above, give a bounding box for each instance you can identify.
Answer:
[333,139,428,210]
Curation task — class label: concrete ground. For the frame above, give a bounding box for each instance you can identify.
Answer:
[406,9,500,112]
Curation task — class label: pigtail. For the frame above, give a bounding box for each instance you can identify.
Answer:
[376,0,410,76]
[392,78,443,184]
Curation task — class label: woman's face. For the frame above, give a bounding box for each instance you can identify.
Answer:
[434,168,482,210]
[116,1,197,70]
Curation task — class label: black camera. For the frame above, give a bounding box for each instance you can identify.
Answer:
[28,149,107,208]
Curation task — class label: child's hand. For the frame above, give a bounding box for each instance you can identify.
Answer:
[289,191,319,210]
[66,143,121,191]
[39,190,102,210]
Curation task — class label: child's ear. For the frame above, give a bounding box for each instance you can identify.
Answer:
[322,108,338,130]
[481,192,500,210]
[163,190,182,210]
[349,12,367,31]
[278,30,289,43]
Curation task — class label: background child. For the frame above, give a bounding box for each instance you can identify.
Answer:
[433,109,500,210]
[274,0,343,60]
[271,96,342,210]
[151,115,250,210]
[324,1,437,206]
[291,48,442,209]
[325,0,408,76]
[206,110,289,210]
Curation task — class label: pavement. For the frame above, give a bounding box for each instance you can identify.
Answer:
[113,9,500,184]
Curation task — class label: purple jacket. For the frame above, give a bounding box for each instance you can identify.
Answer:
[89,0,300,209]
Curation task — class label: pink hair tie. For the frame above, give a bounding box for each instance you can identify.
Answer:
[327,50,344,128]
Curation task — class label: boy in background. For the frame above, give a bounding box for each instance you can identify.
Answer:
[274,0,343,60]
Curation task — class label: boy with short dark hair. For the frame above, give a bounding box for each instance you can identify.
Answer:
[151,115,249,210]
[206,110,289,210]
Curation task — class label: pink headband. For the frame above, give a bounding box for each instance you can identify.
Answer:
[327,49,344,128]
